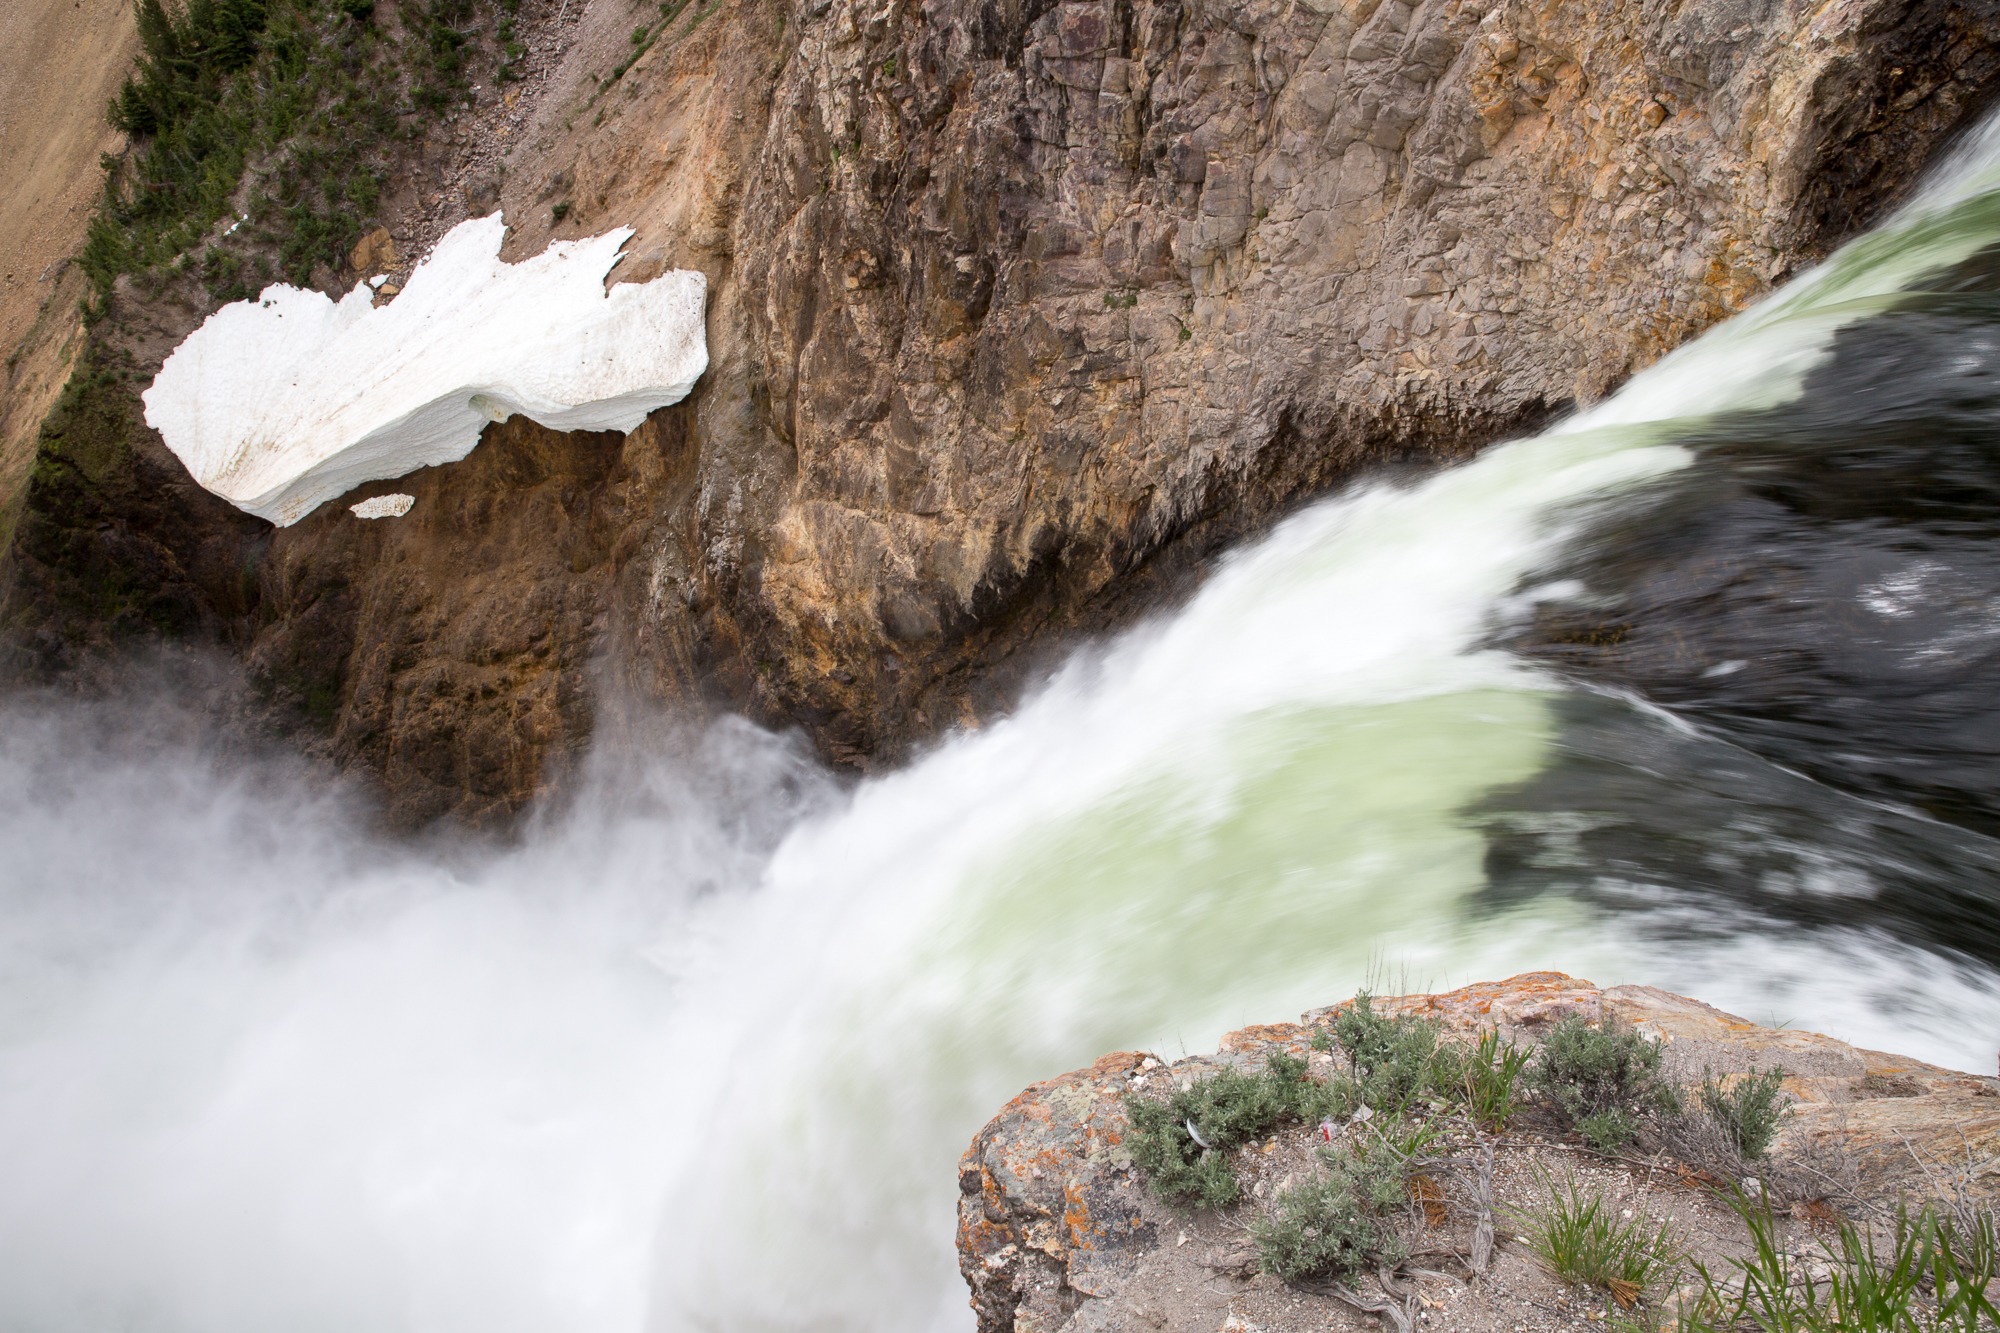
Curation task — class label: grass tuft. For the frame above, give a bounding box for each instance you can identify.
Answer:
[1519,1173,1684,1306]
[1678,1190,2000,1332]
[1434,1027,1532,1129]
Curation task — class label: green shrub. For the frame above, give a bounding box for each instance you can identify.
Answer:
[1252,1139,1410,1282]
[1331,994,1441,1112]
[1578,1107,1639,1153]
[1520,1173,1684,1303]
[111,0,272,138]
[1124,1054,1353,1210]
[1697,1068,1788,1160]
[1678,1191,2000,1332]
[1531,1015,1672,1149]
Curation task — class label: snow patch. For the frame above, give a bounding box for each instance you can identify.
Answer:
[141,214,707,527]
[350,493,415,519]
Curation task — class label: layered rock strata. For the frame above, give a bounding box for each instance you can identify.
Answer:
[957,973,2000,1333]
[6,0,1999,819]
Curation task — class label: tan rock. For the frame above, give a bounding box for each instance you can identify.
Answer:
[348,227,397,276]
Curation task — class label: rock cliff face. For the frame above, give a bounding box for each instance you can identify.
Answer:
[4,0,1998,819]
[0,0,135,548]
[957,974,2000,1333]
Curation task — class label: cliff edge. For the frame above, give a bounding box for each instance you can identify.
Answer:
[958,973,2000,1333]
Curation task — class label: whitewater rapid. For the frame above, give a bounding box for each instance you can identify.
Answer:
[7,113,2000,1333]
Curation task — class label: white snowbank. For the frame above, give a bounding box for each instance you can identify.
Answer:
[142,215,707,526]
[350,494,415,519]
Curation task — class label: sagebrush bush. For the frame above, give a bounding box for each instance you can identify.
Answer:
[1252,1139,1410,1281]
[1578,1107,1639,1153]
[1327,993,1441,1112]
[1530,1015,1672,1150]
[1125,1053,1353,1209]
[1698,1068,1788,1159]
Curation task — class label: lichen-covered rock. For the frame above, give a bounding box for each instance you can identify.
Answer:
[958,973,2000,1333]
[957,1052,1162,1332]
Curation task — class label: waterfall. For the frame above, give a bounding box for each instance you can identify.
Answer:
[6,113,2000,1333]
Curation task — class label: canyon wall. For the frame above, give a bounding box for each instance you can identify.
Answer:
[5,0,1998,821]
[0,0,136,547]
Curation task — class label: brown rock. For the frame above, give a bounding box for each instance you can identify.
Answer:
[348,226,396,276]
[461,175,502,215]
[281,0,2000,805]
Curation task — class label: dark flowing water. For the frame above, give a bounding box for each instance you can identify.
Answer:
[1497,198,2000,969]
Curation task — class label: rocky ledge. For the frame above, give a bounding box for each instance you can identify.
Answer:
[956,973,2000,1333]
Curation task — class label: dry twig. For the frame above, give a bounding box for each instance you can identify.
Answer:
[1470,1141,1496,1274]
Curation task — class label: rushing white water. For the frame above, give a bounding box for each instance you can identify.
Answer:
[7,115,2000,1333]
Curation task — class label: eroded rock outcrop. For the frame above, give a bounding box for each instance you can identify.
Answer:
[714,0,2000,762]
[958,974,2000,1333]
[6,0,1998,819]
